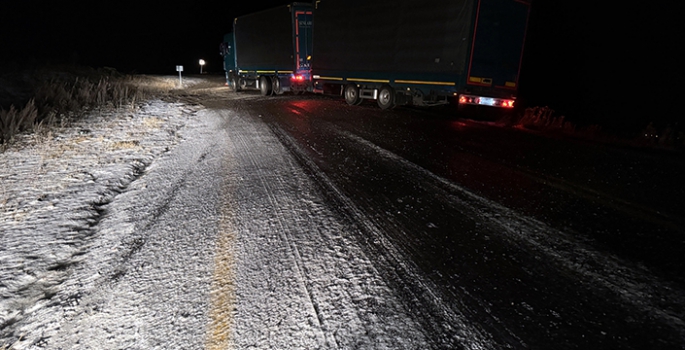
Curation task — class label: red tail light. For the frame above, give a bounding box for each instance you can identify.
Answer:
[459,94,515,108]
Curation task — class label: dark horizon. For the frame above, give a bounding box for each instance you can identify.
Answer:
[0,1,295,74]
[1,0,680,133]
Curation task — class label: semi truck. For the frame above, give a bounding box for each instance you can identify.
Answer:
[311,0,530,110]
[220,2,313,95]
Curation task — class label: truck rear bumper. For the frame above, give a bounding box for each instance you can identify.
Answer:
[458,94,515,109]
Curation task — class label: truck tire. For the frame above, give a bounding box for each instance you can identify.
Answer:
[272,76,282,95]
[377,85,396,110]
[260,76,272,96]
[344,84,362,106]
[230,76,240,92]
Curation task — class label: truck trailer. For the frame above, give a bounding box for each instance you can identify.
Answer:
[220,2,313,95]
[311,0,530,109]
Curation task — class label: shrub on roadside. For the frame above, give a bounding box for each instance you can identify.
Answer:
[0,99,38,144]
[0,67,175,145]
[514,106,577,133]
[637,122,684,150]
[502,106,683,152]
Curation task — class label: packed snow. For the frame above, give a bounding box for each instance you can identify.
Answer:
[1,100,206,348]
[0,93,482,349]
[2,84,683,349]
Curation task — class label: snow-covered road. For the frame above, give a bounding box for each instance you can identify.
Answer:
[218,106,435,349]
[1,89,473,349]
[3,80,684,349]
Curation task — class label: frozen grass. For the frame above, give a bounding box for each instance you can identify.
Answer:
[514,106,576,131]
[0,99,194,348]
[0,100,37,145]
[0,335,21,350]
[501,106,684,151]
[0,66,178,146]
[503,106,597,134]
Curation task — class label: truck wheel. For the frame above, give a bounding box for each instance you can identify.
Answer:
[377,85,396,109]
[344,84,362,105]
[230,76,240,92]
[272,76,282,95]
[260,76,272,96]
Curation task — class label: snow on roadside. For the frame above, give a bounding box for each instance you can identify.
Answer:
[0,100,196,347]
[2,89,485,349]
[0,95,434,350]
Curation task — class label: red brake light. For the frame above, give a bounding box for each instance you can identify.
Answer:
[459,94,515,108]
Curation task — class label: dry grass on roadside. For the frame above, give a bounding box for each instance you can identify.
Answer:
[500,106,603,140]
[109,140,141,150]
[1,335,22,350]
[0,99,38,145]
[507,106,580,133]
[0,67,177,147]
[501,106,684,151]
[142,117,164,129]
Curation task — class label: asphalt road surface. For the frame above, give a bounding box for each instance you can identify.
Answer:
[2,79,683,349]
[195,84,685,349]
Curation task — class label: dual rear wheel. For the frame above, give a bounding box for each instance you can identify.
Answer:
[344,83,396,109]
[344,84,362,106]
[377,85,396,110]
[259,76,272,96]
[259,76,291,96]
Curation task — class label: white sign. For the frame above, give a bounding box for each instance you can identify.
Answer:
[176,65,184,87]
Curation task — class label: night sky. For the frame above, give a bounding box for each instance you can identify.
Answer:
[0,1,293,74]
[1,1,680,132]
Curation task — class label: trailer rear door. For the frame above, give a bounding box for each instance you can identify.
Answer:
[467,0,530,92]
[293,9,313,75]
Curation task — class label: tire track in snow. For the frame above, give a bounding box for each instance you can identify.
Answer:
[218,102,433,349]
[218,106,332,348]
[261,98,685,347]
[335,128,685,341]
[268,122,498,350]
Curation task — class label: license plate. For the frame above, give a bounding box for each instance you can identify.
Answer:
[478,97,496,106]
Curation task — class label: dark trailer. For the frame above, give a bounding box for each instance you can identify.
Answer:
[311,0,530,110]
[221,2,313,95]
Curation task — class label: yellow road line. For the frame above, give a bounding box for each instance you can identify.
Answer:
[206,209,237,350]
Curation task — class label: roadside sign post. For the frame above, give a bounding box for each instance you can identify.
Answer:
[176,65,184,87]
